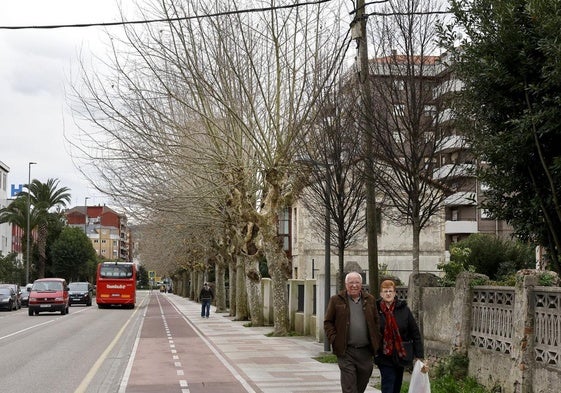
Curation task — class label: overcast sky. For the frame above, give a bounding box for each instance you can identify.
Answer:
[0,0,133,208]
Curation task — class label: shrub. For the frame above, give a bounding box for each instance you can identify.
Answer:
[438,234,535,284]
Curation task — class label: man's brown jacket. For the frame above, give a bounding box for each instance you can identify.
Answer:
[324,289,381,356]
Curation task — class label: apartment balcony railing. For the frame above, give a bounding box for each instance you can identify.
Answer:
[433,163,476,180]
[445,220,478,234]
[443,191,477,206]
[436,134,467,154]
[433,78,464,99]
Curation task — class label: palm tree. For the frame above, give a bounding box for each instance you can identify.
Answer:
[19,179,71,278]
[0,197,39,269]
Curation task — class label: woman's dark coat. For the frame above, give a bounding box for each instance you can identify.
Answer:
[374,298,424,367]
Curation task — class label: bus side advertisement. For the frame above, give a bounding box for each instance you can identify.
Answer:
[96,262,136,309]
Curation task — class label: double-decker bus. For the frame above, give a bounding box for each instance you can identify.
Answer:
[96,262,136,308]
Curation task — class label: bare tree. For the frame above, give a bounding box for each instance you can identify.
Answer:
[70,0,350,334]
[297,80,368,291]
[364,0,459,314]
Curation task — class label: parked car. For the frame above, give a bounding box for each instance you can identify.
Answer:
[28,278,70,316]
[0,284,21,309]
[20,284,33,307]
[68,282,94,306]
[0,287,17,311]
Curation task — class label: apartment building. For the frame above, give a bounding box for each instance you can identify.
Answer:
[66,205,132,261]
[433,54,513,252]
[0,160,11,257]
[288,52,512,287]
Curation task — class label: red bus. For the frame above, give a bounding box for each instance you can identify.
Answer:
[96,262,136,308]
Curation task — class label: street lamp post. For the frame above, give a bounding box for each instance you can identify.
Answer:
[324,175,331,352]
[297,156,332,351]
[26,161,37,284]
[84,197,90,233]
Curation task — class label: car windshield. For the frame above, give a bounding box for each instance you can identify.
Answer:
[33,282,63,291]
[0,288,11,295]
[69,283,88,291]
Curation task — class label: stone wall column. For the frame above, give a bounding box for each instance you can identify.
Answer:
[452,272,488,354]
[510,271,537,393]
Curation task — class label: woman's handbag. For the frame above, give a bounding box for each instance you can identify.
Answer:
[408,360,431,393]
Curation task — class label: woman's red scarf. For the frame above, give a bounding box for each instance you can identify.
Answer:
[380,301,407,358]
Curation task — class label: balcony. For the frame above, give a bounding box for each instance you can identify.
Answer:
[445,220,478,234]
[433,163,476,180]
[433,79,465,99]
[436,135,467,154]
[444,191,476,206]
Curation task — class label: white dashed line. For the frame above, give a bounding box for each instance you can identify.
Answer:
[156,294,190,393]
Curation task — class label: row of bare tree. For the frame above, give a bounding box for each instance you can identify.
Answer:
[70,0,453,332]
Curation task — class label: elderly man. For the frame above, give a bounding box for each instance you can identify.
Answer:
[324,271,380,393]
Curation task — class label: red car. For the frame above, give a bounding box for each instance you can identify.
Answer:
[28,278,70,316]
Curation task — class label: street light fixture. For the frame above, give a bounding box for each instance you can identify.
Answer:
[26,161,37,284]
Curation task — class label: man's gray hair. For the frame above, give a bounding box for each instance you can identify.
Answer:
[345,271,362,283]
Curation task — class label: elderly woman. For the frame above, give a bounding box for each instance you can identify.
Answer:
[375,279,425,393]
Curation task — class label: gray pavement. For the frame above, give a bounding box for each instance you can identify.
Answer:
[158,292,382,393]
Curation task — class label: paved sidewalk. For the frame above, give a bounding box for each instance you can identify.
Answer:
[164,293,381,393]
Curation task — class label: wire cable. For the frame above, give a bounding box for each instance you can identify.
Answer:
[0,0,332,30]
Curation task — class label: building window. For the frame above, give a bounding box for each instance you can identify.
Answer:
[451,209,459,221]
[481,209,492,219]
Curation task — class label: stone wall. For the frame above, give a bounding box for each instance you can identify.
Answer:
[287,269,561,393]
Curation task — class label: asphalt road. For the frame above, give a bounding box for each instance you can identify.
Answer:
[0,291,147,393]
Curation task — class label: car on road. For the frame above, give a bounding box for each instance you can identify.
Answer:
[68,282,94,306]
[28,278,70,316]
[20,283,32,307]
[0,287,17,311]
[0,283,21,309]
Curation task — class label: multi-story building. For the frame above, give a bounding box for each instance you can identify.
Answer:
[289,52,513,288]
[0,160,12,257]
[433,53,513,253]
[66,205,132,261]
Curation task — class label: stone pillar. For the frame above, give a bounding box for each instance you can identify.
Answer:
[408,272,439,330]
[452,272,487,354]
[510,271,538,393]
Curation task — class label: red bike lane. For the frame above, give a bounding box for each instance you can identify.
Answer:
[124,293,259,393]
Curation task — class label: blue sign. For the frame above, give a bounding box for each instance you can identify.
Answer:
[11,184,23,197]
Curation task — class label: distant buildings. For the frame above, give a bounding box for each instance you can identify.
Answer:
[66,205,132,261]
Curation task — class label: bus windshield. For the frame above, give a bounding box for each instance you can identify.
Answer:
[99,264,134,279]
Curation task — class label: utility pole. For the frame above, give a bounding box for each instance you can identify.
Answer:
[353,0,379,295]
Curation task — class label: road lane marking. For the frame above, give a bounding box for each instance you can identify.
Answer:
[166,297,257,393]
[0,307,90,342]
[74,295,148,393]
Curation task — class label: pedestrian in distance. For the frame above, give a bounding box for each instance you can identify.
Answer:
[199,282,214,318]
[374,279,427,393]
[324,271,381,393]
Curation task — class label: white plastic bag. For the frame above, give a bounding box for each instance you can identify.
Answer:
[408,360,431,393]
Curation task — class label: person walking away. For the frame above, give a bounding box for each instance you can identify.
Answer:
[324,271,381,393]
[199,282,214,318]
[375,279,427,393]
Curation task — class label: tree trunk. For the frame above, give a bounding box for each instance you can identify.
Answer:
[228,256,237,317]
[410,218,422,319]
[214,260,227,313]
[245,256,264,326]
[37,223,48,278]
[265,246,289,335]
[235,257,249,321]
